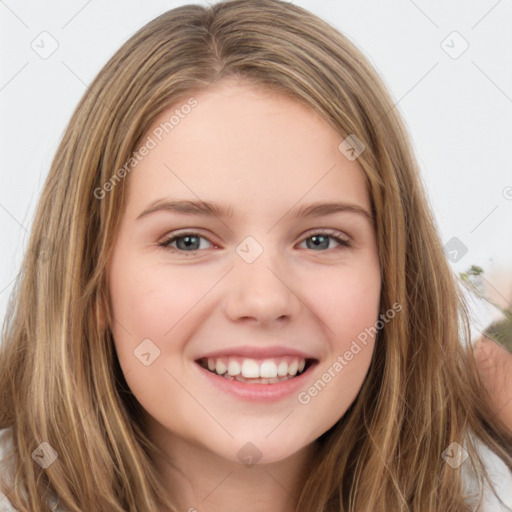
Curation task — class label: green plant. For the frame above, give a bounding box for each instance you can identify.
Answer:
[460,265,512,353]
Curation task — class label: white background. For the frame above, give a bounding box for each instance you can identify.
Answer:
[1,0,511,337]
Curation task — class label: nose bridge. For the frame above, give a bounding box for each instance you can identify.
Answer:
[223,235,299,323]
[236,237,287,293]
[237,247,282,289]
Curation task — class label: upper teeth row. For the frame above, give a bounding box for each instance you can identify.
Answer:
[206,358,306,378]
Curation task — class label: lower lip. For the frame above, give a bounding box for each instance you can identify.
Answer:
[194,361,318,402]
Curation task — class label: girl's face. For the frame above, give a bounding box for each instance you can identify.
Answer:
[107,80,381,465]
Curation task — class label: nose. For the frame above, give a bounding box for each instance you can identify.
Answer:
[223,250,300,326]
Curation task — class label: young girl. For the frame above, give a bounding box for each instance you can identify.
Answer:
[1,0,511,510]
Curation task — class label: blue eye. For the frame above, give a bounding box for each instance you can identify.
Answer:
[158,229,351,253]
[298,231,351,251]
[158,232,213,252]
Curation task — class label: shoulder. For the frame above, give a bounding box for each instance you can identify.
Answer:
[0,427,65,512]
[461,434,512,511]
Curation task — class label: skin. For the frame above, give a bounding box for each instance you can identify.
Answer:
[104,80,382,512]
[474,337,512,435]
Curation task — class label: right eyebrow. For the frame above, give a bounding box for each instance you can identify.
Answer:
[136,199,234,221]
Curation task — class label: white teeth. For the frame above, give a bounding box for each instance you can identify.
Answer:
[204,356,308,379]
[259,360,277,378]
[241,359,260,378]
[227,360,241,376]
[216,360,227,375]
[277,361,288,376]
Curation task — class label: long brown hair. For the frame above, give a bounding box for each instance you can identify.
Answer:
[1,1,510,510]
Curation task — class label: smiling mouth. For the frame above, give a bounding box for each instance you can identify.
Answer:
[195,357,317,384]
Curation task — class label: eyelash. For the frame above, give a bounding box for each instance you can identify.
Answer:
[157,229,352,254]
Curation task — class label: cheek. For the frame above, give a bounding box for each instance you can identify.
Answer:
[107,259,206,405]
[299,279,379,438]
[109,259,208,340]
[311,262,381,341]
[299,260,380,420]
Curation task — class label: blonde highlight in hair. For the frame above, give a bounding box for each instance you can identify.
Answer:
[1,1,510,510]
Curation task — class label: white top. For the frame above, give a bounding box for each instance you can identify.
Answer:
[461,436,512,511]
[0,427,511,510]
[0,428,63,511]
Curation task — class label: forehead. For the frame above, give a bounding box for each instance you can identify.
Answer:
[122,81,371,222]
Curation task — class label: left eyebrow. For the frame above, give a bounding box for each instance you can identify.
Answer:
[287,201,374,224]
[135,199,373,224]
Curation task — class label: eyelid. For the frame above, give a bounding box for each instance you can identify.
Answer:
[158,229,217,250]
[303,227,351,242]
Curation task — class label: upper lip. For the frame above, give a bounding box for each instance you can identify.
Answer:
[196,345,318,361]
